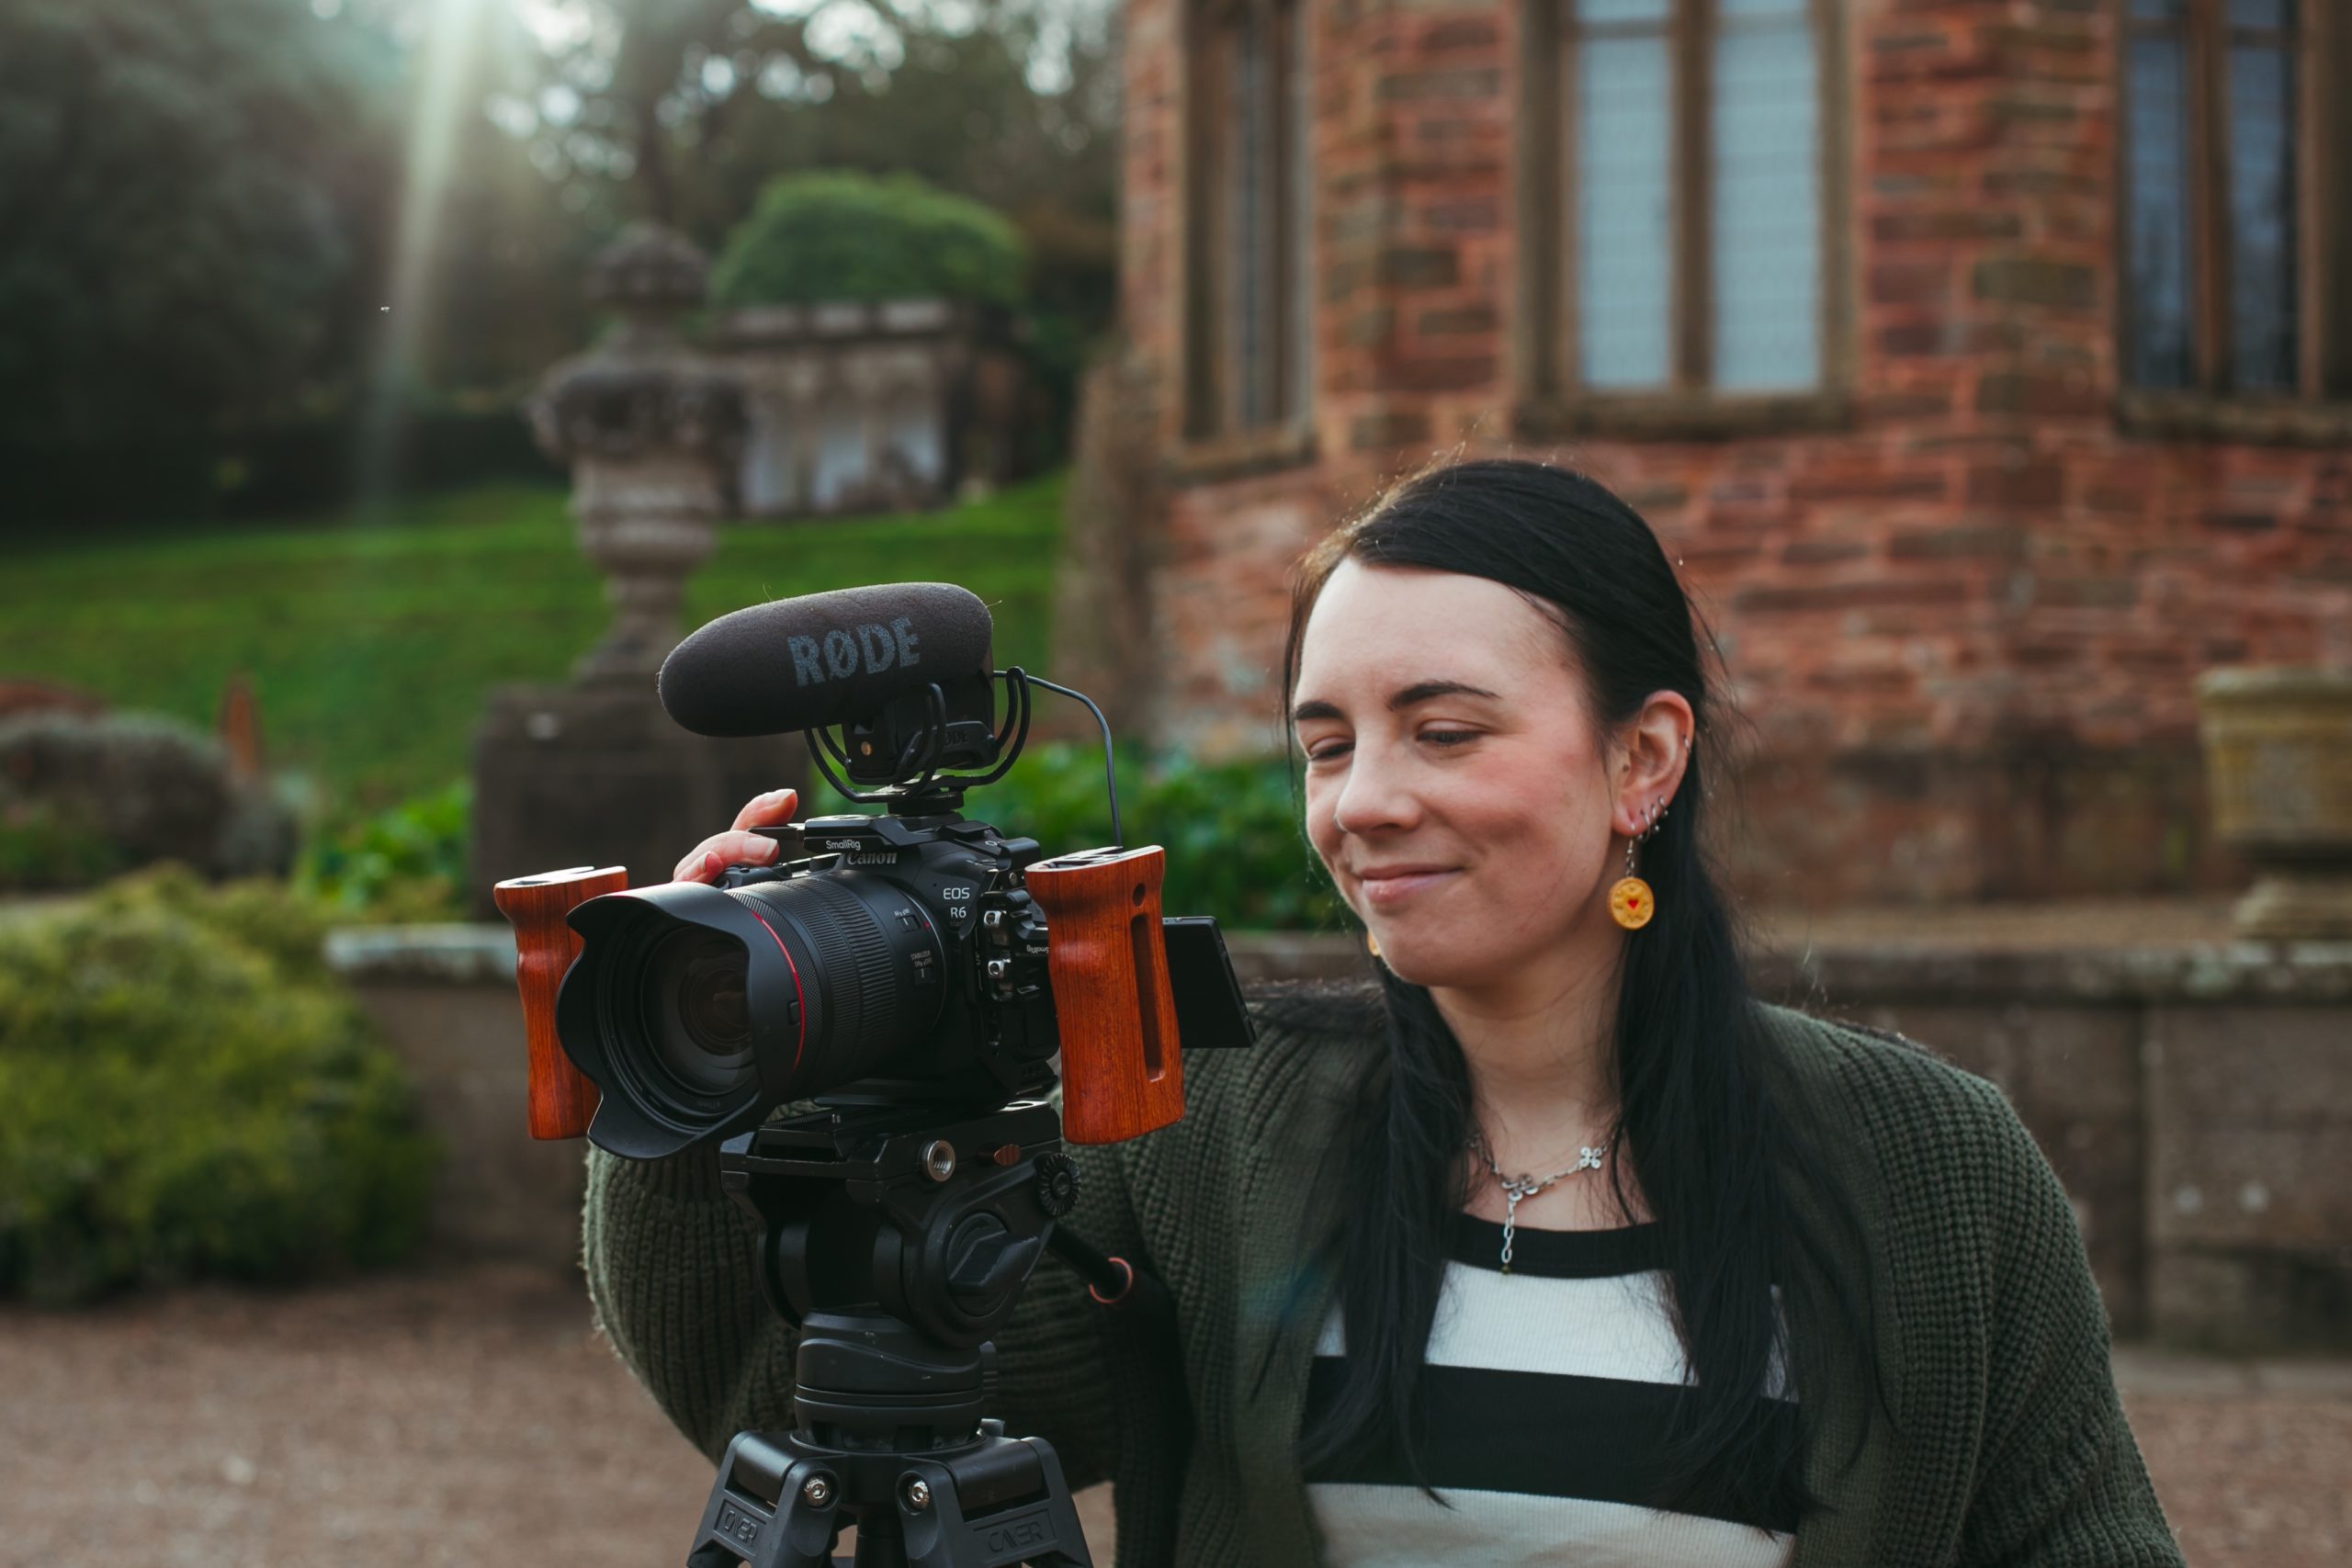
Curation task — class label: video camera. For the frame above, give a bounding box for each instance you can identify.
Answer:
[492,582,1250,1568]
[494,581,1252,1160]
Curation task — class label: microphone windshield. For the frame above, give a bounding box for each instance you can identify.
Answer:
[659,582,996,738]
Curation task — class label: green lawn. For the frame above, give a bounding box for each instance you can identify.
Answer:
[0,477,1067,816]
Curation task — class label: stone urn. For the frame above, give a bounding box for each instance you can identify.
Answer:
[526,224,745,682]
[474,225,794,914]
[2196,667,2352,939]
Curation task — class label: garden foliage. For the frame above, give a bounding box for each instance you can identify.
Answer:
[299,781,471,924]
[0,868,438,1303]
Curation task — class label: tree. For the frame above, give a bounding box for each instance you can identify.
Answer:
[0,0,401,446]
[515,0,1114,231]
[0,0,1125,513]
[515,0,1120,388]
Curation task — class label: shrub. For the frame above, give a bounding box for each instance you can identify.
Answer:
[0,712,297,890]
[0,867,438,1303]
[0,797,122,888]
[298,780,470,923]
[818,742,1346,932]
[711,172,1027,310]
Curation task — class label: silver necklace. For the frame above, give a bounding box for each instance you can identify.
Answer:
[1467,1126,1611,1276]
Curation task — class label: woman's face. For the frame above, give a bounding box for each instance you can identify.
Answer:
[1293,559,1626,990]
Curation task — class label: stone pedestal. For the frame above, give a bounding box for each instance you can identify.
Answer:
[2198,668,2352,939]
[567,450,731,682]
[469,683,801,915]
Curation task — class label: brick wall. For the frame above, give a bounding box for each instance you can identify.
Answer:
[1082,0,2352,905]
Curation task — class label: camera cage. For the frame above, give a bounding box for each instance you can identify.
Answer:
[492,661,1246,1156]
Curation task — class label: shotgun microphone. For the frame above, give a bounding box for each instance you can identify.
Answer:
[658,582,996,739]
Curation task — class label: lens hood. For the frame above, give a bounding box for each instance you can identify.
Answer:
[557,881,808,1160]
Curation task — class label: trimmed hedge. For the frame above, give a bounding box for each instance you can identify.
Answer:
[0,868,438,1303]
[711,172,1027,310]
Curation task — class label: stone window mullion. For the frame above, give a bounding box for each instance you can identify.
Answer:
[1675,0,1713,389]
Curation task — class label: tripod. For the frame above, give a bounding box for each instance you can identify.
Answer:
[684,1100,1100,1568]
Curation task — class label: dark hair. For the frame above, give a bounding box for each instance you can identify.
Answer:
[1283,458,1882,1526]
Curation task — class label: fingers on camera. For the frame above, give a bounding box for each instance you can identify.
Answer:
[673,828,787,883]
[730,785,799,832]
[673,791,797,882]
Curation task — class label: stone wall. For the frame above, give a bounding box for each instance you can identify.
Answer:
[1092,0,2352,906]
[329,920,2352,1348]
[325,927,584,1274]
[712,300,1026,518]
[1750,938,2352,1348]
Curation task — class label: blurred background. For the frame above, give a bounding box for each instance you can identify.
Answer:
[2,0,2349,1562]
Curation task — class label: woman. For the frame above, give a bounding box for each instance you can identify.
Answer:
[589,460,2183,1565]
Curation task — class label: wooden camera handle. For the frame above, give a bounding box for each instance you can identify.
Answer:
[1024,846,1186,1145]
[492,865,626,1140]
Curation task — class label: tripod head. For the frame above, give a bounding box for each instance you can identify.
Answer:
[684,1101,1101,1568]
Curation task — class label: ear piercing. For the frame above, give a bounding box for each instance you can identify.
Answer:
[1608,798,1670,931]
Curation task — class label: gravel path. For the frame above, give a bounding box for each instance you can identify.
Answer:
[0,1265,2341,1566]
[0,1265,1105,1567]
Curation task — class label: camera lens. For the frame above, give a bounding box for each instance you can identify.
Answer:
[641,927,753,1099]
[556,873,950,1158]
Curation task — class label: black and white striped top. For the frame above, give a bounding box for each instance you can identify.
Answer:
[1304,1216,1799,1566]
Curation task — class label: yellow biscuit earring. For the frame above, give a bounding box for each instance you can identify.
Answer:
[1609,798,1668,931]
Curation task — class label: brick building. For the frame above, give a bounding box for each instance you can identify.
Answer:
[1067,0,2352,905]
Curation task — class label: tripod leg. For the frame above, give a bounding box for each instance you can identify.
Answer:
[850,1505,910,1568]
[685,1433,844,1568]
[893,1438,1096,1568]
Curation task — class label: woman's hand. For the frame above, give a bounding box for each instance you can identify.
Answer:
[670,787,800,884]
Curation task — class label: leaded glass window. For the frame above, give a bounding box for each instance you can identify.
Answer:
[2123,0,2322,399]
[1186,0,1310,438]
[1536,0,1834,401]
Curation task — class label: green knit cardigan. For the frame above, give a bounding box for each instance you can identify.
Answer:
[582,996,2186,1567]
